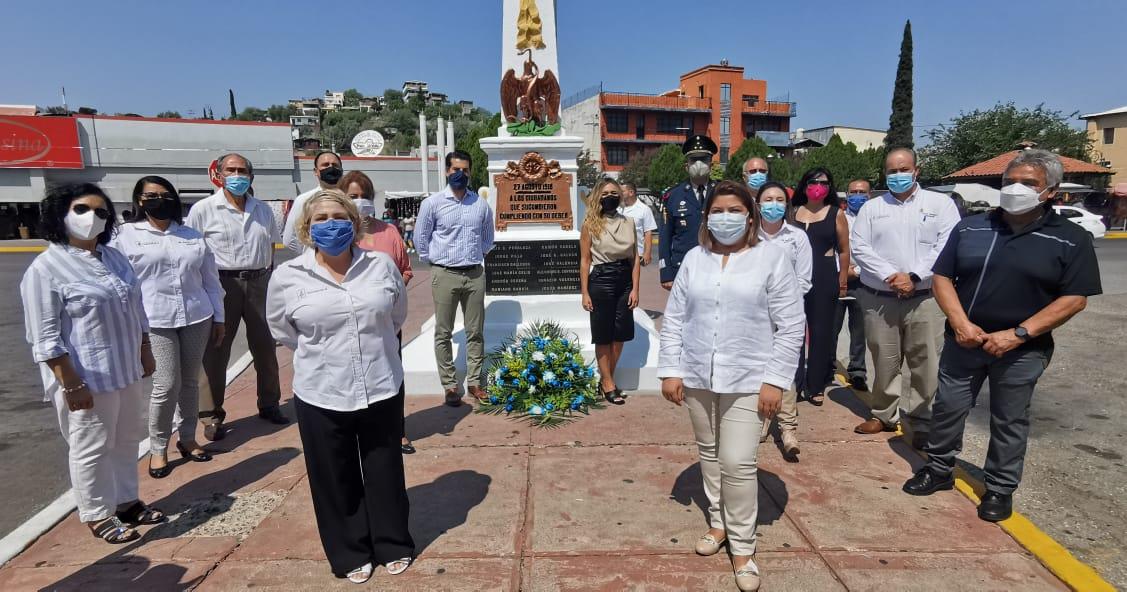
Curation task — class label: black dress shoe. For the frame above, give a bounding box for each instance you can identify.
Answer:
[849,376,869,392]
[977,491,1013,522]
[902,468,954,496]
[258,406,290,425]
[401,442,417,454]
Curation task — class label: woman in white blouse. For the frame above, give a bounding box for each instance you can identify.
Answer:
[267,190,413,584]
[112,176,224,478]
[658,180,805,592]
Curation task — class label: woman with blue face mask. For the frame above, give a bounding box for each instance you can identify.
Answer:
[267,190,413,584]
[659,180,805,591]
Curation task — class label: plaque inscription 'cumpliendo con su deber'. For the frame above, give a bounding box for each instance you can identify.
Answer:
[493,151,574,231]
[485,239,581,295]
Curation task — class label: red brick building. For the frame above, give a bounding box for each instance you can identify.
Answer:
[562,63,797,175]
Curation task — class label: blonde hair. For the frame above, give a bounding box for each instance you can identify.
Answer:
[582,178,623,238]
[296,189,361,248]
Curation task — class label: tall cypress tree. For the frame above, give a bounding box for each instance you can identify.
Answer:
[228,89,237,120]
[885,20,914,149]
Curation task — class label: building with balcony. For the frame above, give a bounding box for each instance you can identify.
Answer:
[402,81,429,100]
[562,62,797,174]
[1082,105,1127,185]
[322,91,345,111]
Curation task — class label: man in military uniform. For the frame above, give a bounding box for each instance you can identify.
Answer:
[659,135,718,290]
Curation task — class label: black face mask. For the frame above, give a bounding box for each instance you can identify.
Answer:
[599,195,621,214]
[319,166,343,185]
[141,200,177,221]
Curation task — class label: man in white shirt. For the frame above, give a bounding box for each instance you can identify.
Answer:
[835,179,871,392]
[850,148,961,447]
[282,151,343,252]
[618,182,657,266]
[186,153,287,438]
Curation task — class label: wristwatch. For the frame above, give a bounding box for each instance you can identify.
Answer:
[1014,326,1031,341]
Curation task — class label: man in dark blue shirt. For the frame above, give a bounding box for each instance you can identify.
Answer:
[902,150,1102,522]
[658,135,717,289]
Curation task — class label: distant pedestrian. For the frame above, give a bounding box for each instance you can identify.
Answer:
[659,134,718,290]
[755,181,812,457]
[618,182,657,266]
[283,151,344,252]
[267,190,413,582]
[850,147,961,447]
[834,179,872,393]
[401,214,416,253]
[903,150,1101,522]
[111,176,224,479]
[659,180,805,592]
[580,178,639,405]
[186,153,287,441]
[792,168,851,406]
[20,182,164,545]
[415,150,495,406]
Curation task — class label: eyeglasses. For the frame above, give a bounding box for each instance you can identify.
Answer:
[72,204,110,219]
[808,180,831,186]
[138,192,175,201]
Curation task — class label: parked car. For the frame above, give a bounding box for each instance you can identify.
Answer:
[1054,205,1106,239]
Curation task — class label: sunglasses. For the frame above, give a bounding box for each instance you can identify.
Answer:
[72,204,111,219]
[138,192,175,201]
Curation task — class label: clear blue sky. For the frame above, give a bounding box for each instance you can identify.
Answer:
[5,0,1125,143]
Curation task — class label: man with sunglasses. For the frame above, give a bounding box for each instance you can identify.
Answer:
[743,157,770,191]
[659,135,718,290]
[283,151,344,252]
[186,153,287,440]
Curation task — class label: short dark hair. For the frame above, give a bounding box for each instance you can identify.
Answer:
[446,150,473,170]
[793,167,840,208]
[698,180,760,250]
[313,150,342,167]
[39,183,117,245]
[621,181,636,192]
[131,175,183,224]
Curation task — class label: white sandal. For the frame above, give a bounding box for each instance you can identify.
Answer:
[346,562,373,584]
[386,557,412,576]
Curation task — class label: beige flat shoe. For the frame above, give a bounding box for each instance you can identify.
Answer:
[734,559,761,591]
[694,532,726,556]
[781,429,800,456]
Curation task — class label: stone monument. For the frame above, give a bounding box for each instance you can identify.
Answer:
[401,0,660,393]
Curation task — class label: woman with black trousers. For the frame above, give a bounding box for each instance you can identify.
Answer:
[580,178,640,404]
[792,168,850,406]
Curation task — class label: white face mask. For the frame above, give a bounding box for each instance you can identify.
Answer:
[999,183,1048,215]
[688,160,711,182]
[354,198,376,218]
[707,212,749,246]
[64,209,107,241]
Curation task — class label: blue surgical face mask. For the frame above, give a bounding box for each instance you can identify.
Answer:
[847,194,868,214]
[224,175,251,196]
[886,172,915,194]
[746,171,768,189]
[760,201,786,223]
[447,169,469,190]
[309,219,354,255]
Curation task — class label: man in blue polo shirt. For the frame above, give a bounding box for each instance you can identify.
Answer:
[902,149,1101,522]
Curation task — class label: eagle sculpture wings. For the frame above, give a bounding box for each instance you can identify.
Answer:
[500,49,560,126]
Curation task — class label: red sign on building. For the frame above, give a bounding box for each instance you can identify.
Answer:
[0,115,84,169]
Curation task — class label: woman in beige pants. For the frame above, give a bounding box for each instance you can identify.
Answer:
[659,181,806,591]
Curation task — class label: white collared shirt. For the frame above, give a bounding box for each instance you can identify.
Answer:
[757,222,813,294]
[618,200,658,256]
[658,243,806,394]
[267,247,407,412]
[110,220,225,329]
[282,186,321,253]
[21,243,148,399]
[850,186,961,291]
[185,190,278,270]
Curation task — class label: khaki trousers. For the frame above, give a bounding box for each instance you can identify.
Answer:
[431,265,486,390]
[684,388,762,555]
[857,289,945,436]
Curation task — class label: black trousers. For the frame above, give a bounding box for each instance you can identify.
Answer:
[294,394,414,576]
[588,259,635,345]
[833,286,868,380]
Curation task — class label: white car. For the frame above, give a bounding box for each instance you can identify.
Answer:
[1054,205,1106,239]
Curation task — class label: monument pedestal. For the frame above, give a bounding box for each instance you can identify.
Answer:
[400,134,661,395]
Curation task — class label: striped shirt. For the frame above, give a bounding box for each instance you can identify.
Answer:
[415,187,494,267]
[185,190,279,270]
[110,220,225,329]
[20,243,148,400]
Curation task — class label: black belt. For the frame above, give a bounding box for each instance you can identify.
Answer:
[433,263,481,272]
[860,284,931,298]
[218,268,270,279]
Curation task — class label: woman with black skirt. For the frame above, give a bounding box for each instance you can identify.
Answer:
[792,168,850,406]
[580,179,640,404]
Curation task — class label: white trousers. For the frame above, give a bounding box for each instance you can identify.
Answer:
[52,381,145,522]
[684,387,762,555]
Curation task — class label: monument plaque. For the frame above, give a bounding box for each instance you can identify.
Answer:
[493,151,574,231]
[486,239,580,295]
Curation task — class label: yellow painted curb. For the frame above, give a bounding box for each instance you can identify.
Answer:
[0,246,46,253]
[1104,232,1127,239]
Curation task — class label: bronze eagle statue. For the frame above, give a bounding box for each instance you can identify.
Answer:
[501,49,561,127]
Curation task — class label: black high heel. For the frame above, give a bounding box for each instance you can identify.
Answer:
[600,384,625,405]
[148,453,171,479]
[177,441,212,462]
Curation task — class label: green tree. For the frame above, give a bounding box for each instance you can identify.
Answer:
[343,88,363,107]
[723,136,775,180]
[155,111,181,118]
[236,106,268,121]
[383,89,405,111]
[885,20,914,149]
[455,113,503,191]
[266,104,297,123]
[228,89,236,120]
[918,103,1094,183]
[619,149,657,190]
[576,150,600,187]
[801,135,883,191]
[320,110,368,153]
[766,154,803,188]
[648,144,687,193]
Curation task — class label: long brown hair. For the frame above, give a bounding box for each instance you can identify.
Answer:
[698,180,760,250]
[582,178,623,238]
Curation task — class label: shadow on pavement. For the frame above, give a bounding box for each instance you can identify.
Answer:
[404,402,473,441]
[669,463,788,528]
[407,470,491,555]
[201,398,296,454]
[827,385,872,421]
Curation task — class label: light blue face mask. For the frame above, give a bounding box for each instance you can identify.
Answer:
[224,175,251,196]
[886,172,915,194]
[760,201,787,223]
[747,171,768,189]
